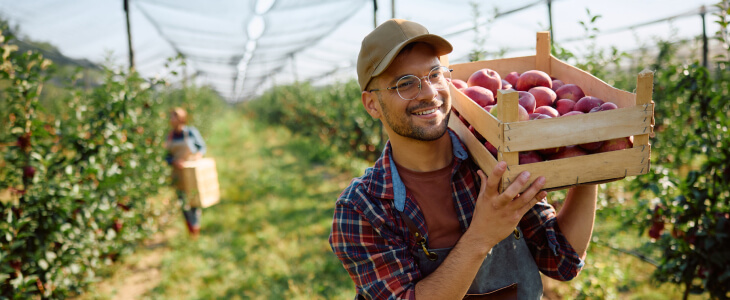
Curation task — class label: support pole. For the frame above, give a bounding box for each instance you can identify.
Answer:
[123,0,135,72]
[391,0,395,18]
[373,0,378,28]
[700,5,708,68]
[547,0,554,49]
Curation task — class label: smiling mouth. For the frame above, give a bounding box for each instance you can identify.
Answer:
[413,107,440,116]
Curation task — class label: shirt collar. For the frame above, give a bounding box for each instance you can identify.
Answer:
[368,129,469,211]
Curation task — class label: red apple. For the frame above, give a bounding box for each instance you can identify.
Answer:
[500,79,512,90]
[519,151,544,164]
[561,111,584,117]
[574,96,605,113]
[10,260,21,272]
[484,140,498,158]
[648,221,665,239]
[518,91,536,114]
[555,84,586,102]
[451,79,468,90]
[529,113,551,120]
[548,145,588,160]
[504,71,520,86]
[113,219,123,233]
[597,136,633,153]
[538,145,566,156]
[528,86,557,108]
[534,106,559,118]
[555,99,576,116]
[23,166,35,179]
[551,79,565,91]
[467,68,502,96]
[462,86,495,107]
[469,125,485,142]
[17,133,31,150]
[588,101,619,113]
[484,105,494,113]
[515,70,552,91]
[578,140,604,152]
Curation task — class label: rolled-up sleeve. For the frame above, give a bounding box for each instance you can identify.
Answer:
[329,196,418,299]
[519,199,585,281]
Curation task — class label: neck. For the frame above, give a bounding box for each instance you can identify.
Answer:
[174,125,184,133]
[388,131,453,172]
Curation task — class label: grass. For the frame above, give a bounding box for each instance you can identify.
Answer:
[78,110,712,299]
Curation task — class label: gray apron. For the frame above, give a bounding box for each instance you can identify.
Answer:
[413,228,543,299]
[166,130,193,190]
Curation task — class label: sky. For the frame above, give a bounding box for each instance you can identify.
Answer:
[0,0,722,101]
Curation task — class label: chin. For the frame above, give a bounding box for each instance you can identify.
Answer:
[409,113,451,141]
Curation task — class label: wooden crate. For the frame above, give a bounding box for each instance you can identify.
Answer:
[180,157,220,208]
[447,31,654,192]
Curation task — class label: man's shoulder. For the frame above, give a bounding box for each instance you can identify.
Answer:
[337,166,378,206]
[334,165,394,228]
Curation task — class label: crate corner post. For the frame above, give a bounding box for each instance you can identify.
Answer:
[536,31,551,74]
[496,89,520,193]
[634,69,655,175]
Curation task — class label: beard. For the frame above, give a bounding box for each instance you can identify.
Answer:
[377,97,451,141]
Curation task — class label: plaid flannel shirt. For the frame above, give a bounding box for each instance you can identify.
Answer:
[329,129,585,300]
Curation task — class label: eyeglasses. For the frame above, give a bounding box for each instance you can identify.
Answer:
[369,66,452,100]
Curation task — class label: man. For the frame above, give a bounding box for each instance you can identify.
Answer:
[329,19,598,299]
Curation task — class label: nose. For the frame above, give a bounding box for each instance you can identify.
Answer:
[417,77,438,100]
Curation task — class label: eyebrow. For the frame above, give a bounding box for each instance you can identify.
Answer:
[388,64,441,86]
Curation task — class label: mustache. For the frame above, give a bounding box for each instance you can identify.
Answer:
[407,101,444,114]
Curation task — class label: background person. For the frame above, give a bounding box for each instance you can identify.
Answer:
[165,107,207,237]
[329,19,598,299]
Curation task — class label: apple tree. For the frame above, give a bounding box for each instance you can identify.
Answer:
[627,2,730,299]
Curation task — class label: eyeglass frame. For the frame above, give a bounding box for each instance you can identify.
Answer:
[367,66,453,100]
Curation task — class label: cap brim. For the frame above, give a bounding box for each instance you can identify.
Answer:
[371,34,453,78]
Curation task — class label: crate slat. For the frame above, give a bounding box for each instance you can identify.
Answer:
[450,85,502,146]
[448,111,498,172]
[503,146,651,192]
[503,104,654,152]
[551,57,636,108]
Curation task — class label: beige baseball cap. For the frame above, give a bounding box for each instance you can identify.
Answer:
[357,19,453,91]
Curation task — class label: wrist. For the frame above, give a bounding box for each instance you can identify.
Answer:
[460,226,496,258]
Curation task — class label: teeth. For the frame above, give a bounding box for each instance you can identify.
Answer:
[414,108,438,115]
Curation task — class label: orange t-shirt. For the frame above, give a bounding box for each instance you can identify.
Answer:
[394,159,462,249]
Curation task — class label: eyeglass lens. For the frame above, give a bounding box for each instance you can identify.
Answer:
[396,67,451,100]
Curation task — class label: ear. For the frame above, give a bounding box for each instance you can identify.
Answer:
[362,91,381,119]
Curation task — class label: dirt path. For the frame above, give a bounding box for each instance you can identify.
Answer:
[76,226,180,300]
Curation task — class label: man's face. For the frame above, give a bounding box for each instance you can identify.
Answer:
[371,43,451,141]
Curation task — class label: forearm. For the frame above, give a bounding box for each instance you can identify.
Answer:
[556,184,598,258]
[415,228,493,299]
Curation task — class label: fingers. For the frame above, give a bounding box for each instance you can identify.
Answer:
[500,171,533,203]
[486,161,507,192]
[512,176,547,212]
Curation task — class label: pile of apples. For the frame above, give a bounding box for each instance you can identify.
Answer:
[452,68,633,165]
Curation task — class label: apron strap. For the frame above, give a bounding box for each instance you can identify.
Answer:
[397,210,439,261]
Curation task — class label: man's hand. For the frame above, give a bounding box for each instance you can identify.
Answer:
[468,161,547,251]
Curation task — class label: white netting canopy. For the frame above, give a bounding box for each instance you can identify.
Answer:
[0,0,722,102]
